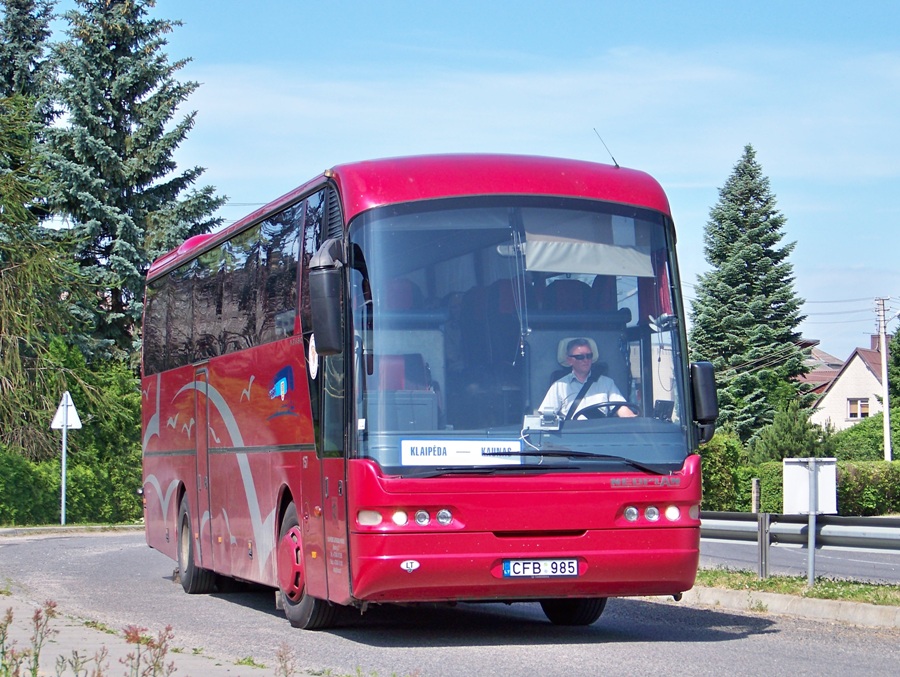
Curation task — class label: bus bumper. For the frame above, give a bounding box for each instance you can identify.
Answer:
[349,527,699,603]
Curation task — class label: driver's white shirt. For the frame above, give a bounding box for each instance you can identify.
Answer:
[539,371,626,417]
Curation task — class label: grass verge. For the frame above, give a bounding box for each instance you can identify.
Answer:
[696,567,900,606]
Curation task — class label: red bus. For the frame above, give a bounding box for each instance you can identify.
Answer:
[141,154,718,629]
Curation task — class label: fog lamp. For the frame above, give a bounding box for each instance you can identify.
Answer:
[357,510,382,526]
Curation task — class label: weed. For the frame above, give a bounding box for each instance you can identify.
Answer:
[121,624,176,676]
[275,642,299,677]
[747,598,769,613]
[83,619,117,636]
[2,601,180,677]
[236,655,265,668]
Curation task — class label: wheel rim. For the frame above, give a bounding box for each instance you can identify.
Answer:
[277,524,305,602]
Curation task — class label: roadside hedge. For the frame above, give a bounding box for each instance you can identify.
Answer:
[700,454,900,516]
[0,446,142,526]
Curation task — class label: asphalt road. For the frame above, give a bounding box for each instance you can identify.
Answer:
[1,531,899,677]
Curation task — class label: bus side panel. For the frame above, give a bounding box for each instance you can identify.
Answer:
[347,455,702,603]
[142,366,201,562]
[202,338,313,586]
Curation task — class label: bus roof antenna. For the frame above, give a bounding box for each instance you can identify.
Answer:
[593,128,619,168]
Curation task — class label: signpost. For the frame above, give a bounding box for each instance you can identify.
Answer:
[51,391,82,525]
[783,457,837,586]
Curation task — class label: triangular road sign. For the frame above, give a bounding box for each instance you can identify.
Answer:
[51,391,82,430]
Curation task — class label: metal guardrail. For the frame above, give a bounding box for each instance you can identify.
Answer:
[701,511,900,551]
[700,511,900,578]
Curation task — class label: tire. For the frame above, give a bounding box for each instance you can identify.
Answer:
[177,495,216,594]
[540,598,607,626]
[277,502,338,629]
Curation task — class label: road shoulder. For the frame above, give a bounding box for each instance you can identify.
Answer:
[651,586,900,629]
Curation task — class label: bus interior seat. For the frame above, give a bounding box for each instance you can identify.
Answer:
[385,278,423,310]
[590,275,618,311]
[367,353,439,431]
[544,279,591,311]
[374,353,431,391]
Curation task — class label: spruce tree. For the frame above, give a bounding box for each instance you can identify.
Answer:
[0,0,55,123]
[690,144,807,443]
[47,0,225,354]
[749,400,834,464]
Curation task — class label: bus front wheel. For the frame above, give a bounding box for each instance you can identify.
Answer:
[277,502,338,629]
[539,598,607,626]
[177,495,215,594]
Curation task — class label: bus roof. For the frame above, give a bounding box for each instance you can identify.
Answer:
[148,154,671,280]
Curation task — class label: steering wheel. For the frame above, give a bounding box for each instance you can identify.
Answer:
[572,401,641,419]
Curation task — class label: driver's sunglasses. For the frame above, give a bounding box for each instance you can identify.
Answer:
[568,353,593,361]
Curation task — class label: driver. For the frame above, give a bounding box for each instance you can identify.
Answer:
[539,338,636,418]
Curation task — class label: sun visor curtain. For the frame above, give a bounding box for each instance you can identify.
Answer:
[523,237,654,277]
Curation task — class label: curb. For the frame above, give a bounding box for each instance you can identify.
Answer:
[674,586,900,629]
[0,524,143,537]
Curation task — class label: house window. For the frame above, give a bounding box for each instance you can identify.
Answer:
[848,398,869,419]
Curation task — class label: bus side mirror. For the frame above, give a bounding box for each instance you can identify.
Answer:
[309,238,344,355]
[690,361,718,443]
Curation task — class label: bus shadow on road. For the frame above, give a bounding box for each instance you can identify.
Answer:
[200,583,777,646]
[317,598,776,647]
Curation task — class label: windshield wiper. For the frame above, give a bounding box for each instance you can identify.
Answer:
[484,448,668,475]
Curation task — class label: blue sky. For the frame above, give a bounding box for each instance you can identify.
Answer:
[56,1,900,359]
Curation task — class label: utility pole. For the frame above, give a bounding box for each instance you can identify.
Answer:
[876,298,892,462]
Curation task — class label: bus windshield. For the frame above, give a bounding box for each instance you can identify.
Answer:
[348,195,688,475]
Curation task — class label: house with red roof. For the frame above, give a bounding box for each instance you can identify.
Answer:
[809,336,890,432]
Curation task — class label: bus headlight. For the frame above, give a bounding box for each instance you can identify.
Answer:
[414,510,430,526]
[392,510,409,526]
[436,509,452,525]
[645,506,660,522]
[624,506,639,522]
[665,506,681,521]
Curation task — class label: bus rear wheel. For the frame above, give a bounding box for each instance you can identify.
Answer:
[177,495,215,594]
[539,598,607,626]
[277,502,338,630]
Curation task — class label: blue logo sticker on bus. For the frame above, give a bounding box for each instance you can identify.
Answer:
[269,366,294,400]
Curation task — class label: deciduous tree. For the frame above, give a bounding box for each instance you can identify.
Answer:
[0,95,88,458]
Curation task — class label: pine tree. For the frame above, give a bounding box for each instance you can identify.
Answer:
[0,0,55,123]
[690,144,808,443]
[46,0,225,354]
[749,400,834,464]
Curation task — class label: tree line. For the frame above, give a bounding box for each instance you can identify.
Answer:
[0,0,222,523]
[1,2,897,524]
[690,144,900,514]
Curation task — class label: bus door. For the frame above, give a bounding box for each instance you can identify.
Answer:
[193,365,214,570]
[319,350,352,604]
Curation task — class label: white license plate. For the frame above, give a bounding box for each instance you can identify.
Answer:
[502,558,578,577]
